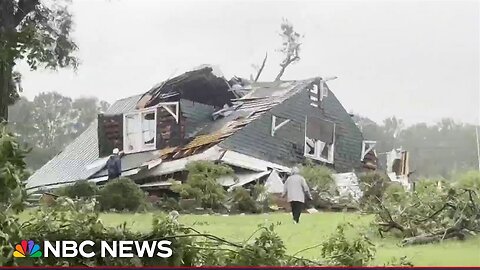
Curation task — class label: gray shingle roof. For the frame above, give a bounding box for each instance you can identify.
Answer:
[26,95,217,190]
[27,77,364,190]
[26,94,143,190]
[180,99,216,137]
[220,80,364,173]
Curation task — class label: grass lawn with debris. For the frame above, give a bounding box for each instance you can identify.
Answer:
[94,211,480,266]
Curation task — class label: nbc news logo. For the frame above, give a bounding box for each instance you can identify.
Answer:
[13,240,42,258]
[12,239,172,258]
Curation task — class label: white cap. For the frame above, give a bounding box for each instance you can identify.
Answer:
[112,148,119,155]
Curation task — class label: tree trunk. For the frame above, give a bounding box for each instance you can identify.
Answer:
[0,63,12,123]
[275,65,287,81]
[254,52,268,82]
[0,0,16,124]
[401,231,465,246]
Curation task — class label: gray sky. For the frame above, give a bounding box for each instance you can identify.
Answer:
[17,0,479,126]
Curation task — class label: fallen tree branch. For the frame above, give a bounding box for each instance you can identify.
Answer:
[254,52,267,82]
[401,228,467,246]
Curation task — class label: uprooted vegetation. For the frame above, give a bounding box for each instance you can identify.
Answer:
[3,126,479,265]
[170,161,232,212]
[0,127,409,266]
[55,178,148,212]
[11,198,413,267]
[367,173,480,246]
[300,162,359,211]
[170,161,275,214]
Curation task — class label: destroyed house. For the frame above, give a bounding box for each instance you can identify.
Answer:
[26,66,372,193]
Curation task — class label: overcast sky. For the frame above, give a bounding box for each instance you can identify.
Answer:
[17,0,479,126]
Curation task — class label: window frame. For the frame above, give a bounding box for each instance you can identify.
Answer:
[361,140,377,161]
[123,107,157,154]
[303,116,335,164]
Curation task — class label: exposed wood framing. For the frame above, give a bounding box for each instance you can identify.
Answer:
[159,101,180,123]
[271,115,291,136]
[361,140,377,161]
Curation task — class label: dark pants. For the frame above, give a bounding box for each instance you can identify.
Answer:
[108,172,121,180]
[290,201,304,223]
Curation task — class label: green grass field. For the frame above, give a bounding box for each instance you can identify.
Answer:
[18,210,480,266]
[96,211,480,266]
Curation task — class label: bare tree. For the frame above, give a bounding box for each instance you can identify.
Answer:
[252,52,268,82]
[275,19,302,81]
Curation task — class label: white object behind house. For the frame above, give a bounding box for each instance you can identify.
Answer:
[264,170,284,194]
[217,175,236,187]
[220,150,291,173]
[387,173,411,190]
[333,172,363,201]
[386,149,402,172]
[227,171,271,192]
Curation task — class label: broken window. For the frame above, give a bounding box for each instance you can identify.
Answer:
[386,149,409,176]
[142,112,156,146]
[309,80,328,108]
[124,108,157,154]
[304,116,335,163]
[361,140,377,161]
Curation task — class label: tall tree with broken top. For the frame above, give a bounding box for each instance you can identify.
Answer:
[0,0,78,122]
[275,19,302,81]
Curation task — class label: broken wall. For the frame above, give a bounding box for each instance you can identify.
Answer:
[98,113,124,157]
[97,67,234,157]
[220,81,364,173]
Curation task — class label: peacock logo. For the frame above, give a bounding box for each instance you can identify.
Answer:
[13,240,42,258]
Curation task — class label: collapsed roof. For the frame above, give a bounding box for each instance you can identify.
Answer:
[26,66,365,193]
[137,66,237,109]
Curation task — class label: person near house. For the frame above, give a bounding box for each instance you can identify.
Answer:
[106,148,122,180]
[282,166,313,224]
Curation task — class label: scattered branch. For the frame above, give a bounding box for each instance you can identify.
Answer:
[254,52,267,82]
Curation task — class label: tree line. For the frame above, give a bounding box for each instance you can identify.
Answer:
[1,0,475,178]
[6,93,477,178]
[354,115,478,178]
[7,92,109,170]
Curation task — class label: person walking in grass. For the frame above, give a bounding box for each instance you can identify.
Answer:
[282,166,313,224]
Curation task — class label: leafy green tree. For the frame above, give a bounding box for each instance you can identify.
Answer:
[56,180,98,199]
[300,162,337,195]
[0,0,78,122]
[171,161,233,210]
[7,92,109,170]
[231,187,258,213]
[456,170,480,190]
[72,97,110,133]
[0,126,28,266]
[358,172,390,210]
[98,177,147,212]
[0,125,28,212]
[321,223,376,266]
[30,92,77,149]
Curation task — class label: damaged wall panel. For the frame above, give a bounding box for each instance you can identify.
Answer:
[304,116,335,163]
[155,104,185,149]
[220,80,364,173]
[98,113,124,157]
[141,67,234,109]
